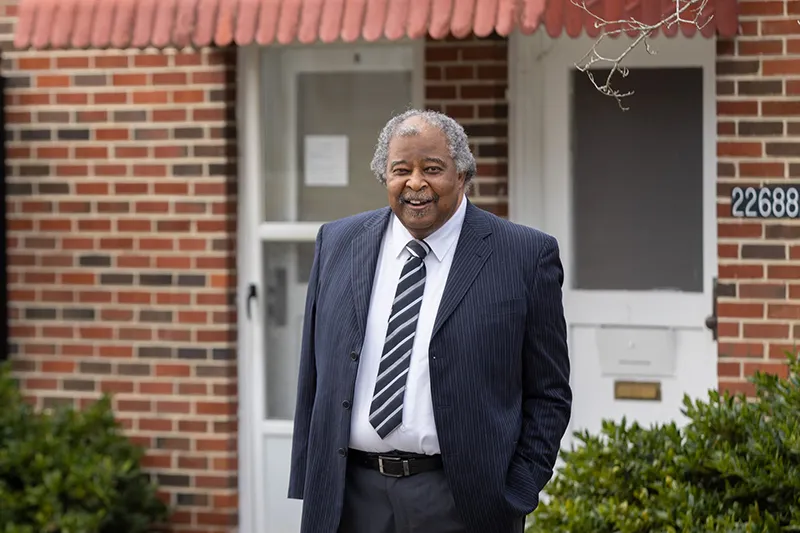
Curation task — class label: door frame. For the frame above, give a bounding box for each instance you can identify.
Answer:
[508,32,719,450]
[236,41,425,533]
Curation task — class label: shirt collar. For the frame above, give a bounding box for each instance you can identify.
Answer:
[389,195,467,263]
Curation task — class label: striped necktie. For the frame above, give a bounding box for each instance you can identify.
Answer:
[369,239,431,439]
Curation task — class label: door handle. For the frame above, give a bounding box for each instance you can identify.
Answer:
[246,283,258,320]
[704,276,718,341]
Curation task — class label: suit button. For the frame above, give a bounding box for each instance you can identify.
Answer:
[350,351,359,361]
[342,400,351,409]
[338,448,347,457]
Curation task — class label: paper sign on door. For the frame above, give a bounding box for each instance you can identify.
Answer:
[304,135,349,187]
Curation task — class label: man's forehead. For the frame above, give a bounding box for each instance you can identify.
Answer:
[388,138,448,161]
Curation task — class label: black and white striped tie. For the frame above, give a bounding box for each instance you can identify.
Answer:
[369,239,430,439]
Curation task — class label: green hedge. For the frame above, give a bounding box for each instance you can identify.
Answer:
[0,362,170,533]
[527,352,800,533]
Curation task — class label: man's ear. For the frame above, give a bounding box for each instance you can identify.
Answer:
[460,173,473,195]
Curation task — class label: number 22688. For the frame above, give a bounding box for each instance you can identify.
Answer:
[731,186,800,219]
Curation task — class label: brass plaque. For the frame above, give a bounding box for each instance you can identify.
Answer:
[614,380,661,402]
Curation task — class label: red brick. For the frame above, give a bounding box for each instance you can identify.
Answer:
[768,265,800,279]
[762,20,800,35]
[718,100,758,115]
[57,56,90,68]
[133,90,169,104]
[36,75,70,87]
[717,141,763,157]
[42,361,76,373]
[744,362,790,378]
[156,364,192,377]
[769,343,800,359]
[743,323,791,339]
[717,321,741,338]
[718,302,764,318]
[717,361,741,377]
[719,380,756,397]
[718,223,763,238]
[95,56,129,68]
[19,57,52,69]
[739,283,787,299]
[739,162,785,177]
[174,90,206,103]
[762,100,800,115]
[135,55,169,67]
[788,39,800,54]
[739,0,785,16]
[738,39,783,55]
[113,73,149,85]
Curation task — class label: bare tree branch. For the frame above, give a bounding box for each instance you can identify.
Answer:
[573,0,713,110]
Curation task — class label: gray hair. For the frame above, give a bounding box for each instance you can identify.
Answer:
[369,109,477,186]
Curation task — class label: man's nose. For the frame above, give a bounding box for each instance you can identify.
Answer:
[406,169,426,190]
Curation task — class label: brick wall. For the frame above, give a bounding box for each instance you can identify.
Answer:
[716,0,800,397]
[1,3,240,531]
[424,33,509,218]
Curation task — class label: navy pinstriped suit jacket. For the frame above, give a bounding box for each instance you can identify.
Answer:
[288,200,572,533]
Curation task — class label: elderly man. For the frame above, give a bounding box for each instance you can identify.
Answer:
[288,109,572,533]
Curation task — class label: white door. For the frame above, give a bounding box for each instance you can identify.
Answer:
[526,35,719,450]
[243,43,422,533]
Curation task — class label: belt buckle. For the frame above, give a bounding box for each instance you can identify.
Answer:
[378,456,410,478]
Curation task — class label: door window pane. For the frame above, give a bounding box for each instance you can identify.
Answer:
[262,241,315,420]
[571,67,704,292]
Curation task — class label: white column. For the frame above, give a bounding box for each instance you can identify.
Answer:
[508,32,547,230]
[236,44,263,533]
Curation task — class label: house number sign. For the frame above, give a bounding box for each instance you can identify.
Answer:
[731,185,800,219]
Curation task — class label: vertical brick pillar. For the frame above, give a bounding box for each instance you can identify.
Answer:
[1,2,240,529]
[716,0,800,397]
[424,34,509,218]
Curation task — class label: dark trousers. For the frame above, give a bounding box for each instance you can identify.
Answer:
[337,460,526,533]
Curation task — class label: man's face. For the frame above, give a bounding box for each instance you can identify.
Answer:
[385,117,465,240]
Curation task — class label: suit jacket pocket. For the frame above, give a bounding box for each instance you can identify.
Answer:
[503,454,539,518]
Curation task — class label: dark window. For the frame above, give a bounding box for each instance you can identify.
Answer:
[571,67,704,292]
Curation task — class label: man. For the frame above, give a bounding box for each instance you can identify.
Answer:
[288,109,572,533]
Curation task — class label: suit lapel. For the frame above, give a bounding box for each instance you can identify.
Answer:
[351,207,391,341]
[432,201,493,339]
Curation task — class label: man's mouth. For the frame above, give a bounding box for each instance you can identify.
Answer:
[402,198,434,207]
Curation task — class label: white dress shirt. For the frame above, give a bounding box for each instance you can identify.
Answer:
[349,195,467,455]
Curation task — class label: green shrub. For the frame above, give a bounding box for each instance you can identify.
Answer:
[527,351,800,533]
[0,362,170,533]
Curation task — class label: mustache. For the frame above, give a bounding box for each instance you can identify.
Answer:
[400,192,439,203]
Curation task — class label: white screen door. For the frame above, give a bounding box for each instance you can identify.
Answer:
[246,44,421,533]
[535,36,719,451]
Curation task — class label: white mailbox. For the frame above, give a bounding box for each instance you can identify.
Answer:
[595,325,678,378]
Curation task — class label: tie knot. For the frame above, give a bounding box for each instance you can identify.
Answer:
[406,239,430,260]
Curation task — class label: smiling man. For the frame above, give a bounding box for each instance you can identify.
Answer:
[288,110,572,533]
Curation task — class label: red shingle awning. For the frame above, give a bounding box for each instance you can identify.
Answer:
[14,0,739,50]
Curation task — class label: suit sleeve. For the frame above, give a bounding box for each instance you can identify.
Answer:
[517,234,572,494]
[287,225,324,500]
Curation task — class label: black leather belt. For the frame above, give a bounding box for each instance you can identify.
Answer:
[348,449,443,478]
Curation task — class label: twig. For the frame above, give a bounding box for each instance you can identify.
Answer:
[572,0,713,110]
